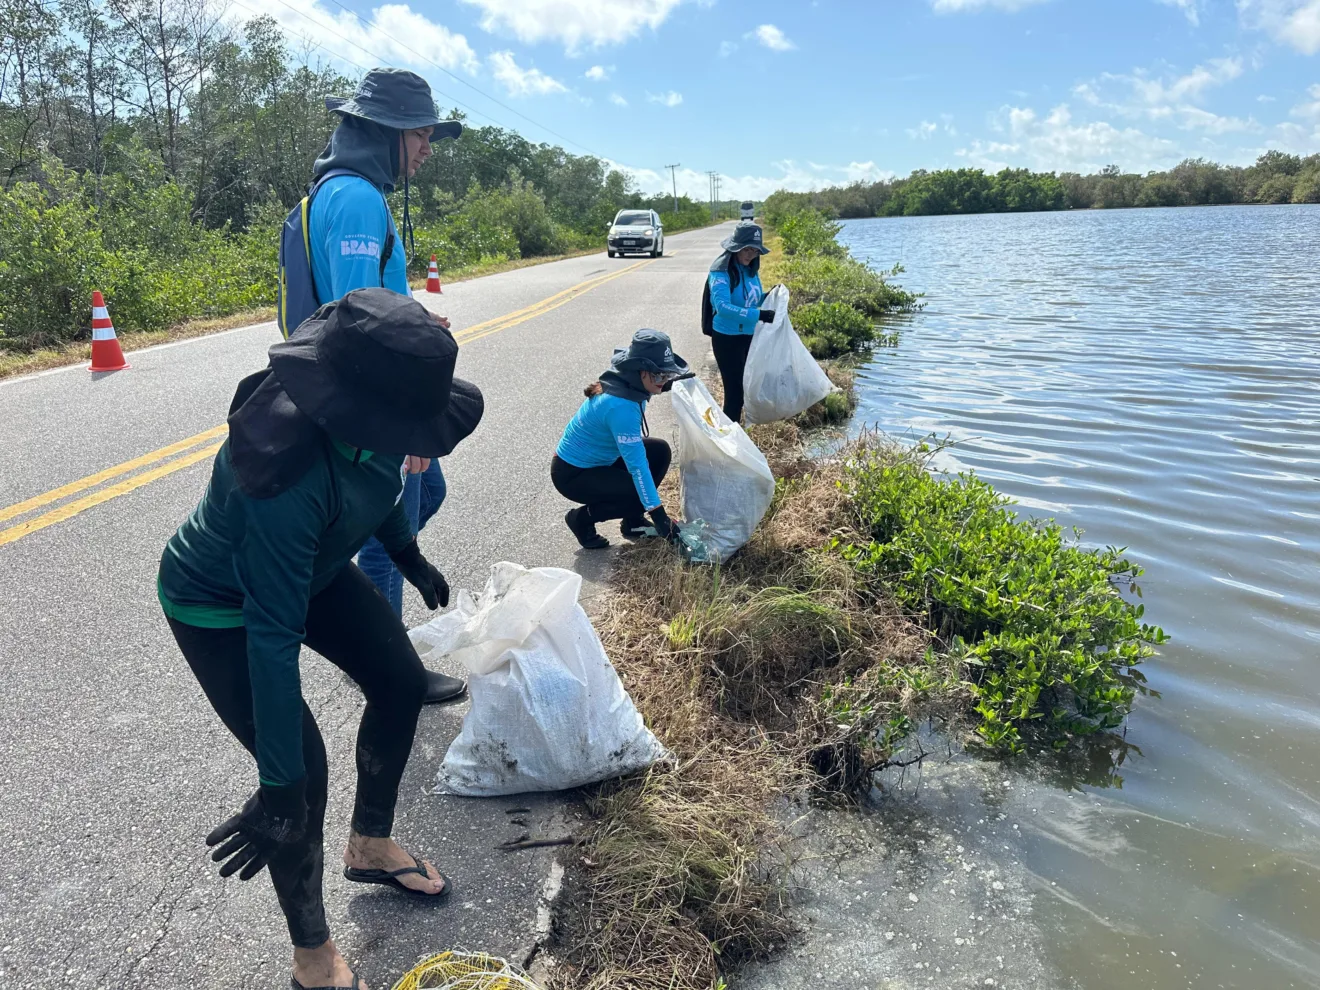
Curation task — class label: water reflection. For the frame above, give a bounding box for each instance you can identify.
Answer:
[843,205,1320,990]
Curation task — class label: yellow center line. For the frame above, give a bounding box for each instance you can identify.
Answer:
[0,258,657,549]
[452,259,650,344]
[0,424,229,524]
[0,440,226,548]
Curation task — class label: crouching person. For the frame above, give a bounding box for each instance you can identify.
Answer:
[156,289,482,990]
[552,329,690,548]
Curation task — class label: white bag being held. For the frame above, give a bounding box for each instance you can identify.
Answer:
[672,377,776,562]
[742,284,834,425]
[411,562,668,797]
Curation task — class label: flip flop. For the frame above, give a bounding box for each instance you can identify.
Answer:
[343,853,451,900]
[291,973,362,990]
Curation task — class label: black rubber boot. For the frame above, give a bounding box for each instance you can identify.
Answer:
[566,507,609,549]
[620,516,651,540]
[423,669,466,705]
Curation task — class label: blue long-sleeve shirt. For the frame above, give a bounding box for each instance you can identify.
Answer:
[309,174,411,300]
[708,262,764,336]
[556,393,661,511]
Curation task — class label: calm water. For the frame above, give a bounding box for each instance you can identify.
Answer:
[842,206,1320,989]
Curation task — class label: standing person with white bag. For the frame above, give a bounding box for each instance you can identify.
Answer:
[700,221,776,422]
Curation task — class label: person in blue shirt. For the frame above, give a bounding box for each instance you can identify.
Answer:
[703,221,776,422]
[552,330,691,548]
[304,67,465,705]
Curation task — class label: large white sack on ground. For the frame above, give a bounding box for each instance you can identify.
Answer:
[742,284,835,425]
[672,377,776,562]
[410,562,668,797]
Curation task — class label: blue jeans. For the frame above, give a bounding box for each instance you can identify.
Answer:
[357,459,447,617]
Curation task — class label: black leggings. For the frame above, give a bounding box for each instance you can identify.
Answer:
[167,563,426,949]
[711,330,754,423]
[551,438,671,523]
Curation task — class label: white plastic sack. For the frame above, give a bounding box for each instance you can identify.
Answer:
[672,377,776,562]
[742,284,834,425]
[410,562,668,797]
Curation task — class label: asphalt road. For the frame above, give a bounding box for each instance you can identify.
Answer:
[0,222,734,990]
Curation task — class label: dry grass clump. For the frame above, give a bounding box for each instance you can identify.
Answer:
[549,434,935,990]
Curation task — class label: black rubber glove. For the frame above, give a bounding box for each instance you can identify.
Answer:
[206,779,307,881]
[660,371,697,393]
[389,539,450,610]
[758,309,775,323]
[649,506,682,543]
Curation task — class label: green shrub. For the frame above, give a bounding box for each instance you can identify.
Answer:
[793,301,877,358]
[835,444,1166,753]
[778,208,844,257]
[782,253,920,318]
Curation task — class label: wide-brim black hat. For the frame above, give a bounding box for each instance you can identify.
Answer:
[326,67,463,140]
[721,220,770,255]
[269,288,483,458]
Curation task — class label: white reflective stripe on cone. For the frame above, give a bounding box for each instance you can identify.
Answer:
[92,307,110,320]
[92,327,117,340]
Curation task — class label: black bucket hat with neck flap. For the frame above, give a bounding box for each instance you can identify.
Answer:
[269,287,483,458]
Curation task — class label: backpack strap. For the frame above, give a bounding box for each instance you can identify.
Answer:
[304,168,395,300]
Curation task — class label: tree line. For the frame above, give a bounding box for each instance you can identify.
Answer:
[0,0,713,349]
[763,153,1320,221]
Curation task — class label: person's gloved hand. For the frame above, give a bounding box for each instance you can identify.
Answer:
[206,779,307,881]
[649,506,682,544]
[758,309,775,323]
[389,540,450,610]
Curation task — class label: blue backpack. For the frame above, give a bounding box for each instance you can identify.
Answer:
[277,168,395,339]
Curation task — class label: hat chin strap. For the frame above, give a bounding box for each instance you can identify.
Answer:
[398,132,416,261]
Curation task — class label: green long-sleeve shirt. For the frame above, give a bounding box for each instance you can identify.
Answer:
[158,437,412,786]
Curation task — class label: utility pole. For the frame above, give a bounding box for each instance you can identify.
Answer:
[665,163,680,214]
[707,170,717,221]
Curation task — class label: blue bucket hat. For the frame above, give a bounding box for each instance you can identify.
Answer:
[720,221,769,255]
[326,67,463,141]
[611,329,690,378]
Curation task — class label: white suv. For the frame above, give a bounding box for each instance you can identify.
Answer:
[607,209,664,258]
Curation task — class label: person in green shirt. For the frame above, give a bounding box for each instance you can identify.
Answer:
[158,288,483,990]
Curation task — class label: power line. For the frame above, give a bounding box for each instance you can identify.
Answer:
[665,162,680,214]
[264,0,508,131]
[318,0,600,158]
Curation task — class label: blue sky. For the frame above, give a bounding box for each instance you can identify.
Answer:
[256,0,1320,199]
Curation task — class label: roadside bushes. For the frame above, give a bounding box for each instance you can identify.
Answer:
[837,441,1166,753]
[760,207,920,362]
[0,158,277,350]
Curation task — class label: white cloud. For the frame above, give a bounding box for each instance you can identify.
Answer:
[719,40,739,56]
[648,90,683,107]
[610,92,628,106]
[907,120,939,139]
[585,65,612,81]
[1291,82,1320,120]
[931,0,1052,11]
[958,103,1180,172]
[459,0,683,51]
[609,160,897,200]
[259,0,480,74]
[749,24,796,50]
[1071,58,1255,133]
[1159,0,1200,24]
[1258,93,1277,102]
[488,51,568,96]
[1238,0,1320,54]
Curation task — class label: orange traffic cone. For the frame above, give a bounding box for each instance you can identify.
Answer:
[425,255,442,294]
[89,291,129,373]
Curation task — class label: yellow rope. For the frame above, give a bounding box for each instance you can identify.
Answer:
[391,951,544,990]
